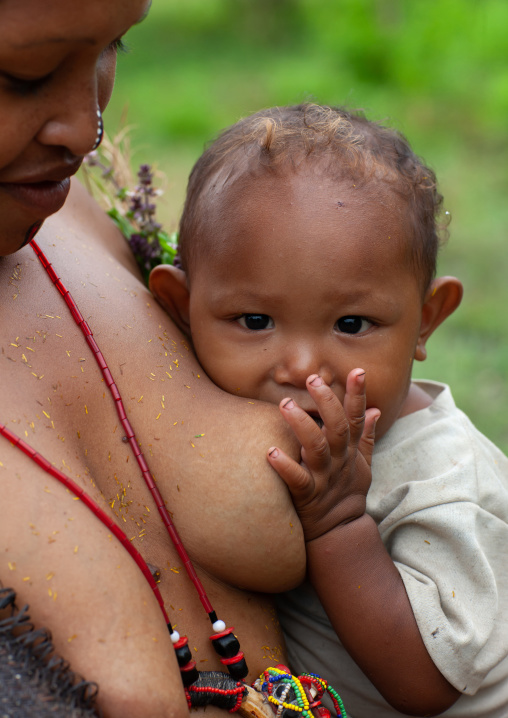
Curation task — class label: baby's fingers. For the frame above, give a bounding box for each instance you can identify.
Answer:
[279,397,331,473]
[343,368,367,447]
[304,375,350,456]
[358,407,380,469]
[267,446,314,505]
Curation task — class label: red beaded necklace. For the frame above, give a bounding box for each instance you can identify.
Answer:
[0,237,247,687]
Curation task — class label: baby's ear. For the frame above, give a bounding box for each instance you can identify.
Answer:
[415,276,463,361]
[149,264,190,335]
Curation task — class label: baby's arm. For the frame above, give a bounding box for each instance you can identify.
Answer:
[268,371,460,716]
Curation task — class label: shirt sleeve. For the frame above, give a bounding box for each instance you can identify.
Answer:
[370,393,508,695]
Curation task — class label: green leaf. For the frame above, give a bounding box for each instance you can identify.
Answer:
[107,208,135,239]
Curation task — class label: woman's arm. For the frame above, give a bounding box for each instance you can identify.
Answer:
[0,450,187,718]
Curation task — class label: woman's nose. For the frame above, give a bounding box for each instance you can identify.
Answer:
[273,345,334,389]
[36,83,102,157]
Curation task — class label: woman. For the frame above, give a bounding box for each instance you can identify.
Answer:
[0,1,306,716]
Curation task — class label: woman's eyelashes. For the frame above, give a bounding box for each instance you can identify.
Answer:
[237,314,274,331]
[2,37,128,98]
[3,72,51,96]
[109,36,130,54]
[335,316,373,334]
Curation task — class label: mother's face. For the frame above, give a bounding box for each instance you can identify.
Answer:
[0,0,150,255]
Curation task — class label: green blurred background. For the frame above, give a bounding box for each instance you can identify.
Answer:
[103,0,508,452]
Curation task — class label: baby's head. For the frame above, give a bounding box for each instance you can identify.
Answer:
[151,104,462,438]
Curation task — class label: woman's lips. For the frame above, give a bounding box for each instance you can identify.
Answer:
[0,178,71,216]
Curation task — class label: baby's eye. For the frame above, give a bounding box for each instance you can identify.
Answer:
[237,314,274,331]
[335,316,372,334]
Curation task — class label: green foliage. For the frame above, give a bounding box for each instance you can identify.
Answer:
[111,0,508,146]
[103,0,508,452]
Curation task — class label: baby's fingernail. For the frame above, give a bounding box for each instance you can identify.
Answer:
[357,371,366,385]
[282,399,295,410]
[268,447,279,458]
[309,375,323,387]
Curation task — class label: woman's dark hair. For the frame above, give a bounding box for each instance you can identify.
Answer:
[0,587,101,717]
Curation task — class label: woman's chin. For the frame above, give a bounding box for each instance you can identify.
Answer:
[0,208,43,256]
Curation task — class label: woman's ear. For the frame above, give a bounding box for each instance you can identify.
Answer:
[149,265,191,335]
[414,276,463,361]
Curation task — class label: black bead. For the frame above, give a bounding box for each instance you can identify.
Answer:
[175,643,192,667]
[212,631,240,658]
[226,657,249,681]
[180,663,200,687]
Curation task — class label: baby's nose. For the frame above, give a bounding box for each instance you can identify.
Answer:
[273,345,333,389]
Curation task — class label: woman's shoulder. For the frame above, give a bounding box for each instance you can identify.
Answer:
[56,178,142,275]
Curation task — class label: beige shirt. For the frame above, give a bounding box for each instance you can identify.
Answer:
[276,381,508,717]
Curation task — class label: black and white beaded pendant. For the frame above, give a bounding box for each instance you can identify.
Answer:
[91,108,104,151]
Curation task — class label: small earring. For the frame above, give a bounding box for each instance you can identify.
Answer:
[414,343,427,362]
[91,107,104,151]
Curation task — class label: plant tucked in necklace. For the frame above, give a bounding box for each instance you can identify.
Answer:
[83,139,178,284]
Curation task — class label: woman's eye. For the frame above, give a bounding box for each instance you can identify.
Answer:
[335,316,372,334]
[237,314,274,331]
[109,37,130,54]
[3,73,50,96]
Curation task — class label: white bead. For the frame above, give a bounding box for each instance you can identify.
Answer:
[170,630,180,643]
[212,619,226,632]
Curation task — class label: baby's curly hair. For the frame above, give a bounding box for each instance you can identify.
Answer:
[178,103,448,291]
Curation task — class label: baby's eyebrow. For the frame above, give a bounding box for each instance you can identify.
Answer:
[208,285,278,301]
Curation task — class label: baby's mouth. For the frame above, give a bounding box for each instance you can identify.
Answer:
[307,411,324,429]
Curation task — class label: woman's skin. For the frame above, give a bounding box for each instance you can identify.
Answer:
[0,2,305,716]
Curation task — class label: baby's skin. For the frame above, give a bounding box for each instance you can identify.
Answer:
[150,130,463,715]
[266,371,459,715]
[267,371,378,541]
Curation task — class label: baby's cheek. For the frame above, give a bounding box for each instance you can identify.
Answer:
[373,378,413,434]
[200,353,241,394]
[217,360,260,398]
[192,329,262,397]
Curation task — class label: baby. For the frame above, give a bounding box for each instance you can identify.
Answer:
[150,104,508,717]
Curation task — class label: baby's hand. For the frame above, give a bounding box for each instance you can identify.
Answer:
[268,370,380,542]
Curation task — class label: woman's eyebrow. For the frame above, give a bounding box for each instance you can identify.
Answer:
[15,36,95,49]
[14,0,152,49]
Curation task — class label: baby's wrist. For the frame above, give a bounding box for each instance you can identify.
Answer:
[303,497,368,544]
